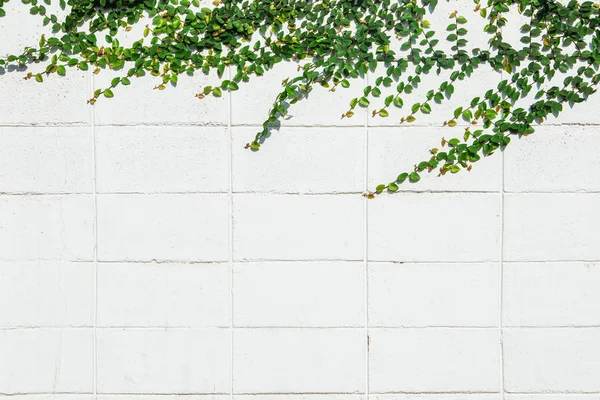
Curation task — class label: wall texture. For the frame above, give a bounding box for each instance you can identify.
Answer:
[2,1,600,399]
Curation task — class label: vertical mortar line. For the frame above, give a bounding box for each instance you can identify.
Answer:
[90,66,98,400]
[227,65,234,400]
[500,135,506,400]
[499,23,506,400]
[364,71,369,400]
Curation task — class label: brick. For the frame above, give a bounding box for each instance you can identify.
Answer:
[97,194,229,262]
[233,261,364,327]
[96,126,229,193]
[369,194,501,262]
[504,126,600,192]
[93,69,228,126]
[97,262,229,327]
[97,328,230,394]
[504,194,600,261]
[233,328,365,393]
[0,2,69,54]
[0,71,91,125]
[0,5,91,126]
[0,127,93,193]
[368,127,501,192]
[368,262,499,327]
[232,127,365,194]
[231,62,367,127]
[367,67,501,128]
[543,87,600,126]
[0,261,93,327]
[233,194,364,261]
[0,328,93,393]
[504,262,600,327]
[504,328,600,392]
[369,328,500,393]
[0,195,95,261]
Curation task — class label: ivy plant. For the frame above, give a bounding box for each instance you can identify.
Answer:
[1,0,599,196]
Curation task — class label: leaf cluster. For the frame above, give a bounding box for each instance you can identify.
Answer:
[1,0,599,194]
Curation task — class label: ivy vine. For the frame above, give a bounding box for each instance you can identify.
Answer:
[1,0,599,196]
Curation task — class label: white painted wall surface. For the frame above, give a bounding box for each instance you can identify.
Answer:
[2,1,600,399]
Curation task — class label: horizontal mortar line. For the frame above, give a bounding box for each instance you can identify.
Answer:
[367,260,501,264]
[230,326,500,330]
[505,391,600,395]
[499,259,600,263]
[94,191,366,196]
[94,396,230,398]
[231,124,367,128]
[504,191,600,194]
[0,259,230,264]
[231,121,600,128]
[230,393,364,396]
[0,192,94,196]
[367,259,501,264]
[0,326,544,331]
[236,260,499,265]
[96,393,232,396]
[502,325,600,329]
[0,123,92,128]
[229,121,600,128]
[0,393,232,396]
[5,392,600,397]
[231,258,366,262]
[232,190,501,195]
[0,191,364,196]
[2,259,599,264]
[0,325,62,331]
[368,259,600,264]
[5,324,600,330]
[0,393,95,396]
[0,326,229,331]
[3,121,600,128]
[97,260,229,265]
[0,192,230,196]
[369,391,500,395]
[95,122,229,127]
[89,122,368,128]
[4,190,600,197]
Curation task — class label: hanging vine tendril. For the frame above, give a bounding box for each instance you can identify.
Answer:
[1,0,599,195]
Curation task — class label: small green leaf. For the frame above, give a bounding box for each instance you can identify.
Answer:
[409,172,421,182]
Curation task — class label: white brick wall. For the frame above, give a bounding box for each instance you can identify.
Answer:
[2,1,600,398]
